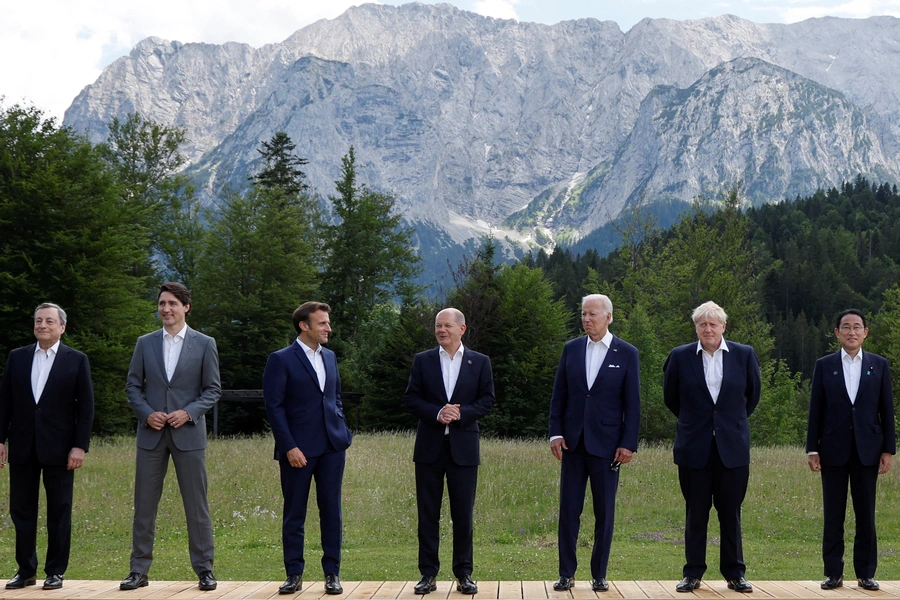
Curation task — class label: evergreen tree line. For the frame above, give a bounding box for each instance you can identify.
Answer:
[3,102,899,445]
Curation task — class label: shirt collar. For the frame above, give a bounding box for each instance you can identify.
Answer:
[841,347,863,362]
[696,337,729,355]
[34,340,61,355]
[587,331,613,348]
[296,338,321,355]
[439,342,465,359]
[163,323,188,340]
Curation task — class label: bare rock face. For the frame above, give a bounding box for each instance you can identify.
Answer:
[64,4,900,250]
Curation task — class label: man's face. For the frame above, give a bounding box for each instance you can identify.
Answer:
[835,313,868,355]
[695,315,726,352]
[581,298,611,341]
[300,310,331,347]
[34,307,65,348]
[435,310,465,351]
[158,291,189,331]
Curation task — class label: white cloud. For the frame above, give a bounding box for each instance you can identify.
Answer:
[0,0,365,120]
[471,0,520,20]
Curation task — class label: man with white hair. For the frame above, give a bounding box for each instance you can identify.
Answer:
[549,294,640,592]
[0,303,94,591]
[664,301,760,593]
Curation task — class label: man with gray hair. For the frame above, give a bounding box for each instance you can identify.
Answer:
[549,294,640,592]
[664,301,760,593]
[0,303,94,591]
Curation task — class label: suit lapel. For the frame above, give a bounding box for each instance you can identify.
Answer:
[150,330,167,382]
[428,348,450,403]
[36,344,69,402]
[690,345,715,404]
[591,335,615,389]
[169,327,197,384]
[291,341,319,383]
[828,352,853,404]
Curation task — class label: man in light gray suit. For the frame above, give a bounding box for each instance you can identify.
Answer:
[120,282,221,591]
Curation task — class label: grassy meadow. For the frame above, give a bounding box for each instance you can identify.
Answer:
[1,434,899,583]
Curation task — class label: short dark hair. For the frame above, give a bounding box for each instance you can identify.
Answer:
[835,308,866,329]
[158,282,192,315]
[292,302,331,334]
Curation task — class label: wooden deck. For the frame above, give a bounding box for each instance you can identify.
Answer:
[1,580,898,600]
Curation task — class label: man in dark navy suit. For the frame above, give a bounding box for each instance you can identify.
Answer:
[807,309,895,592]
[0,303,94,591]
[664,301,760,594]
[548,294,640,593]
[405,308,495,595]
[263,302,353,596]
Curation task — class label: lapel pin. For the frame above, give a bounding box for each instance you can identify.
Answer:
[833,371,838,376]
[467,359,472,364]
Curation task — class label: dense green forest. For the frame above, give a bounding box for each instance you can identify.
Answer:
[2,103,899,445]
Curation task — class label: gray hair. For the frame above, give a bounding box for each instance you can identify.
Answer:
[582,294,613,323]
[691,301,727,325]
[34,302,67,325]
[436,307,466,326]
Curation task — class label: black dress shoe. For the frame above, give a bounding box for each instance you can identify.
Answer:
[6,573,37,589]
[414,576,436,595]
[279,575,302,594]
[821,576,843,589]
[675,577,701,592]
[727,577,753,593]
[120,572,149,591]
[325,574,343,595]
[592,578,609,592]
[43,575,64,590]
[198,571,217,591]
[858,578,879,591]
[553,577,575,591]
[456,574,477,594]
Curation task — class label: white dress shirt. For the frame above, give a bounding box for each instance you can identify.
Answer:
[31,340,60,403]
[697,338,729,403]
[297,339,326,392]
[585,331,613,389]
[841,348,863,405]
[163,323,188,382]
[438,343,465,432]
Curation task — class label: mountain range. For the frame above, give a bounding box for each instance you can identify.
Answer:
[63,3,900,261]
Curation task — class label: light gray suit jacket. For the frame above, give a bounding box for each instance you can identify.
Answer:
[126,325,221,451]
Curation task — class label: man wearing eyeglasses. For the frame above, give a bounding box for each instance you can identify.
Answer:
[807,309,896,592]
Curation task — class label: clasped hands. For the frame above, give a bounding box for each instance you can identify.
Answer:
[439,403,462,425]
[147,409,191,430]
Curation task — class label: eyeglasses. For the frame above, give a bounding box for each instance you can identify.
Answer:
[839,325,865,333]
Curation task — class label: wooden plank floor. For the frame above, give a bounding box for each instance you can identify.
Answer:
[1,581,899,600]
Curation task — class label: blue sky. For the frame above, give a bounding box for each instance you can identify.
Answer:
[2,0,899,121]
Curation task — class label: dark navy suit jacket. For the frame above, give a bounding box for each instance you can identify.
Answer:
[548,334,641,457]
[806,350,895,467]
[0,343,94,465]
[663,340,760,469]
[263,342,352,459]
[405,347,495,467]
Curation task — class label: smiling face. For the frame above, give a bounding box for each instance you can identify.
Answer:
[835,313,868,356]
[34,307,65,349]
[158,291,189,334]
[299,309,331,349]
[435,309,466,353]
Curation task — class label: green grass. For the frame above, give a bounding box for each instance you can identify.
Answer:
[2,434,900,582]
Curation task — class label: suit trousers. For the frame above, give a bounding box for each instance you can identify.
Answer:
[130,427,214,575]
[415,437,478,578]
[279,448,346,577]
[9,455,74,576]
[557,439,619,579]
[821,439,879,579]
[678,439,748,580]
